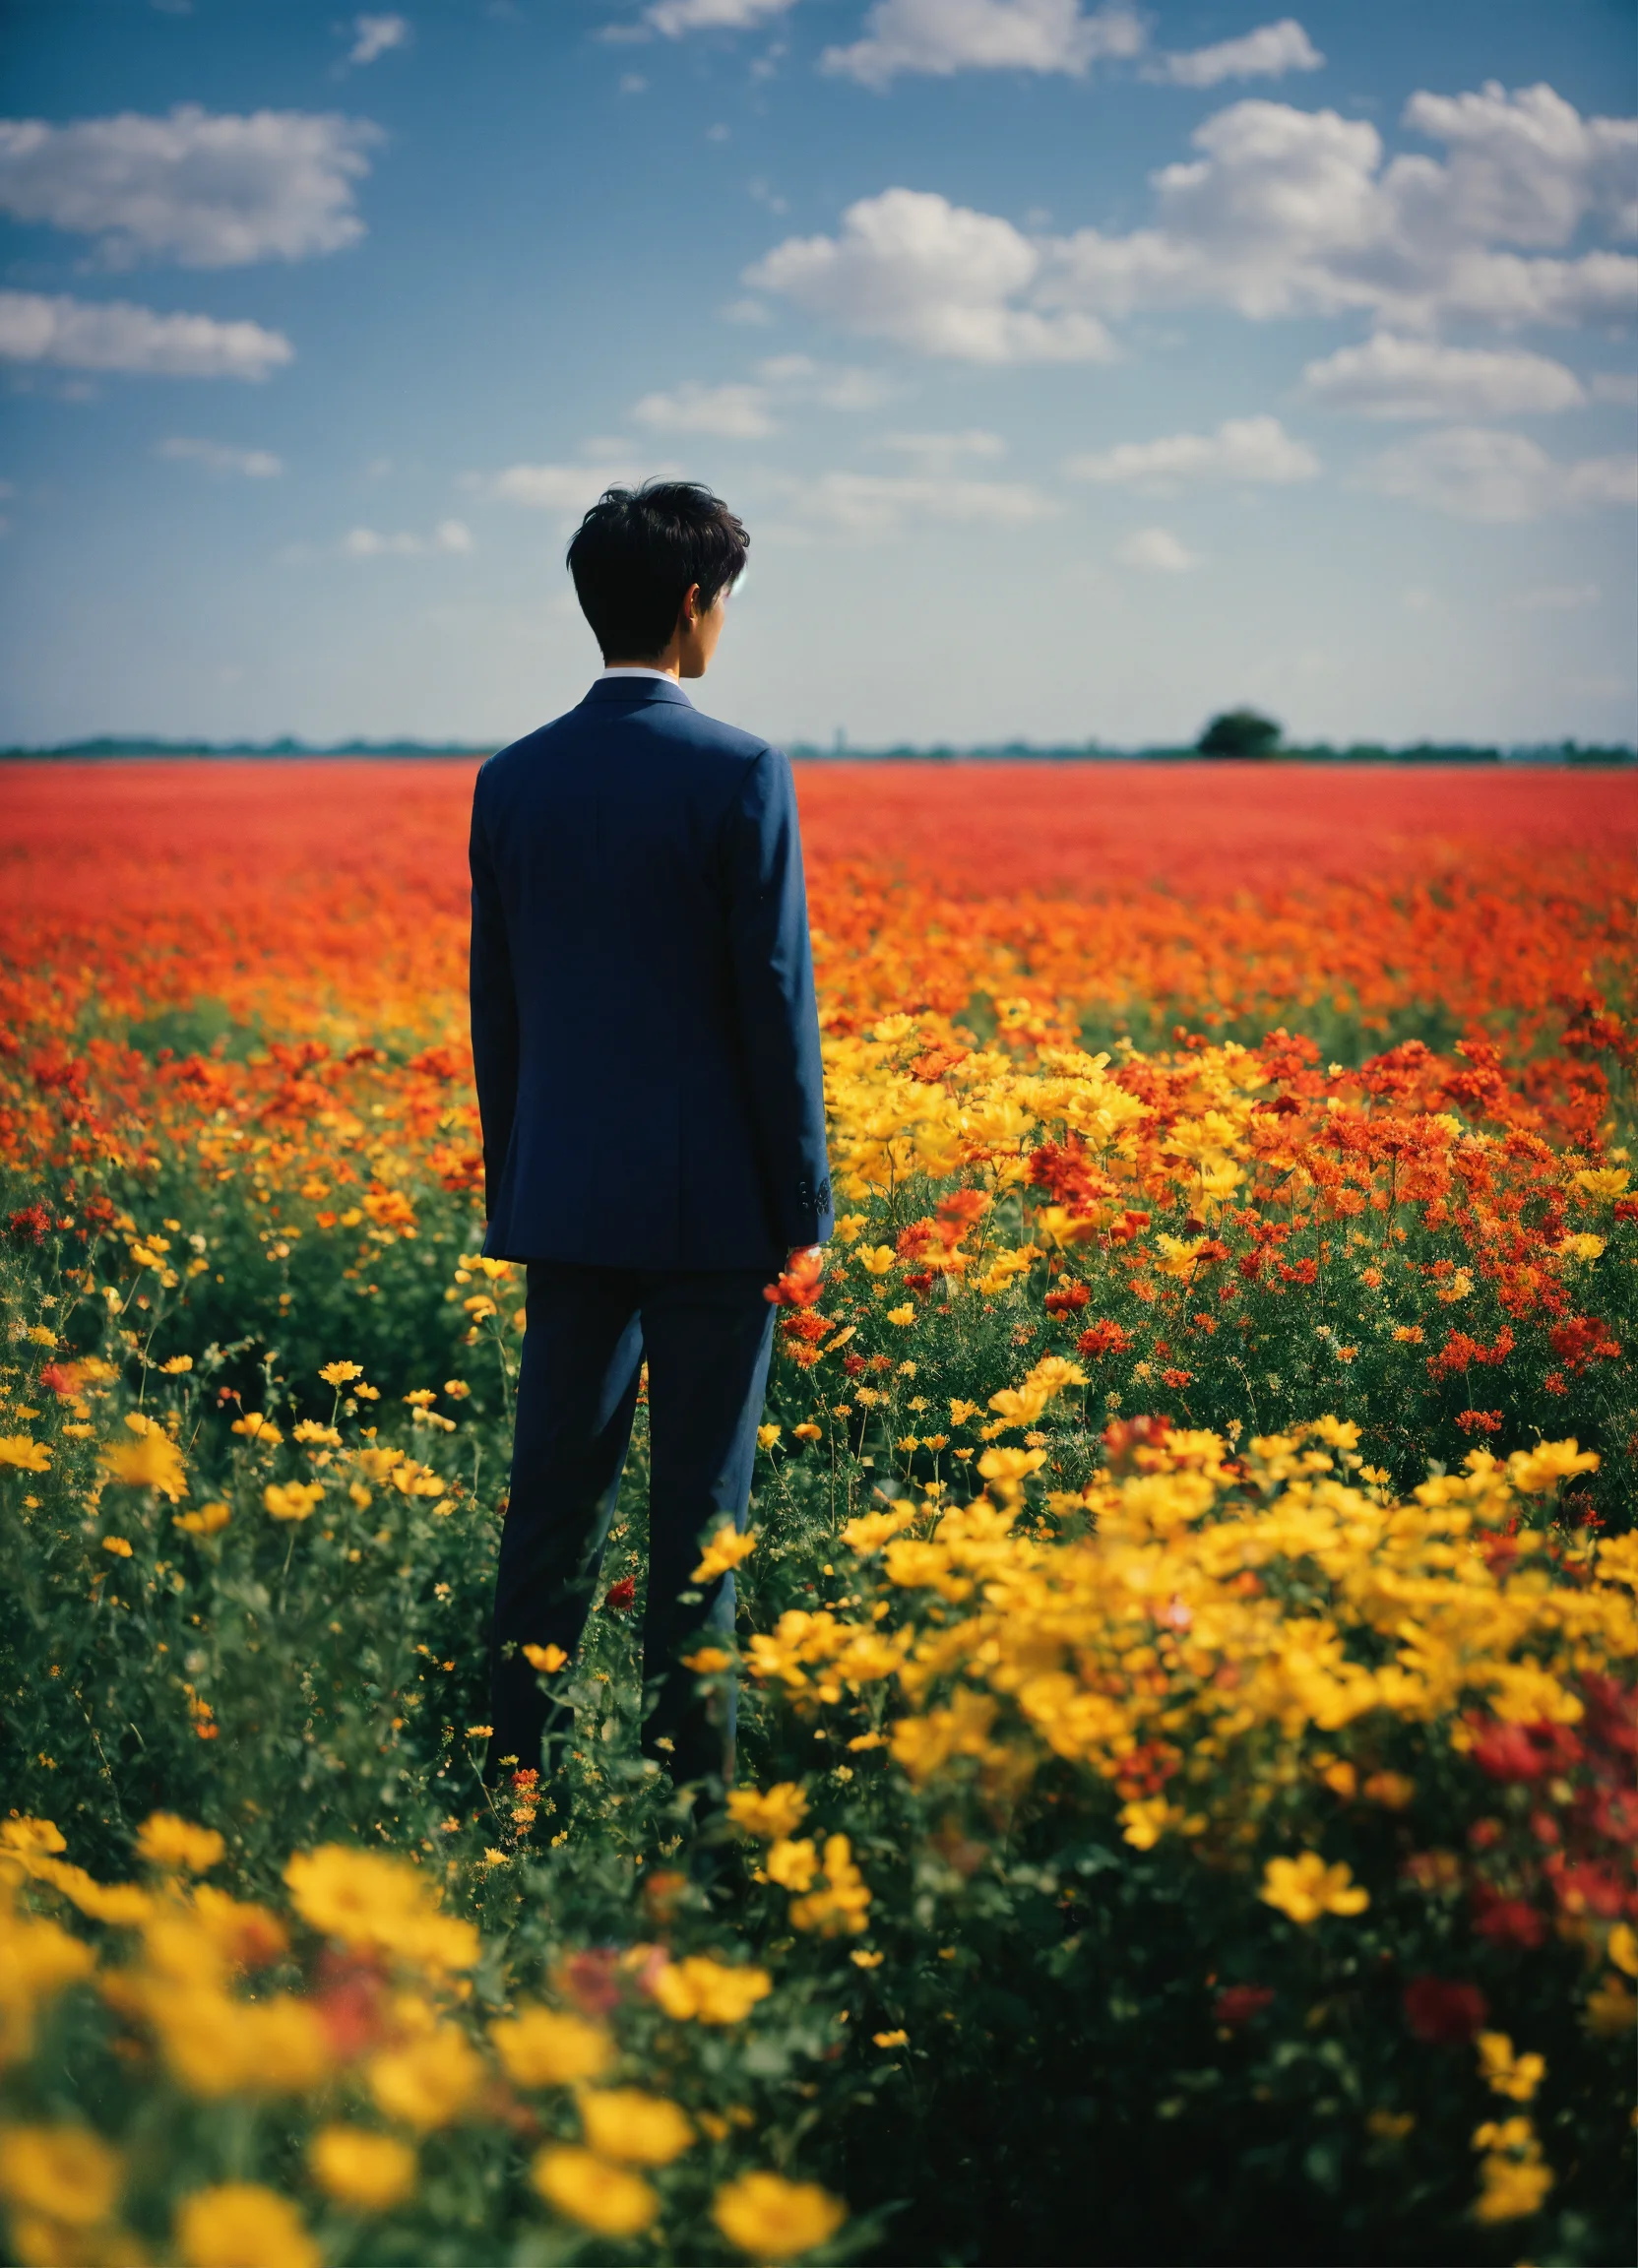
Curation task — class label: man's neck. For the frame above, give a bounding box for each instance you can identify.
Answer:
[600,659,681,680]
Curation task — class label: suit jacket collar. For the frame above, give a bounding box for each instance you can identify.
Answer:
[582,676,694,709]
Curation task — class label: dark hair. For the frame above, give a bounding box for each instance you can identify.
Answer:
[566,479,749,662]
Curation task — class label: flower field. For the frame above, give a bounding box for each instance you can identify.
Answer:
[1,756,1635,2267]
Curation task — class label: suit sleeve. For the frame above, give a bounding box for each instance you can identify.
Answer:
[468,777,520,1219]
[725,746,834,1250]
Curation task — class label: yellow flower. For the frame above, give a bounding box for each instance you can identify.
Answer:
[1586,1976,1637,2036]
[174,1502,230,1537]
[854,1244,897,1276]
[873,2028,909,2048]
[1506,1438,1600,1494]
[229,1413,283,1445]
[693,1525,758,1583]
[712,2170,847,2261]
[1258,1853,1369,1924]
[1571,1166,1629,1200]
[725,1783,809,1842]
[885,1304,916,1327]
[175,2182,320,2268]
[850,1948,884,1969]
[318,1361,364,1385]
[308,2126,416,2212]
[284,1847,478,1971]
[788,1834,872,1937]
[792,1421,824,1442]
[651,1956,773,2026]
[490,2005,611,2088]
[100,1428,187,1499]
[1360,1772,1416,1811]
[264,1480,324,1522]
[1476,2032,1544,2103]
[1607,1922,1638,1978]
[160,1354,194,1374]
[0,2124,121,2229]
[0,1436,52,1473]
[521,1643,569,1674]
[578,2087,693,2167]
[840,1504,916,1554]
[368,2027,483,2130]
[532,2146,656,2236]
[757,1423,782,1450]
[765,1837,818,1892]
[135,1814,224,1874]
[1471,2120,1553,2224]
[153,1989,331,2099]
[100,1536,134,1557]
[683,1646,733,1673]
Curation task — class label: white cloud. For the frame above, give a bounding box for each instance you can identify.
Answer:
[745,188,1115,363]
[343,518,472,556]
[881,428,1008,460]
[1117,526,1200,570]
[348,13,410,64]
[771,468,1058,535]
[755,354,893,410]
[479,460,688,517]
[0,289,291,378]
[633,379,778,436]
[0,104,379,267]
[647,0,795,32]
[1591,371,1638,405]
[1370,426,1638,520]
[1147,19,1322,90]
[821,0,1144,90]
[1067,413,1318,487]
[1300,333,1586,417]
[158,435,284,474]
[1044,82,1638,333]
[1510,582,1601,610]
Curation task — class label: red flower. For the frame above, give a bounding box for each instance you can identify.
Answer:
[1077,1320,1133,1359]
[1470,1889,1547,1949]
[603,1577,637,1612]
[7,1203,51,1244]
[1044,1283,1091,1317]
[1403,1975,1488,2045]
[1468,1717,1582,1783]
[1160,1367,1194,1390]
[764,1247,826,1307]
[1214,1984,1274,2025]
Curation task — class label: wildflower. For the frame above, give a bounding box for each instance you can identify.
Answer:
[1506,1437,1600,1493]
[1585,1975,1636,2035]
[0,2123,120,2230]
[792,1421,823,1442]
[850,1948,884,1969]
[1214,1984,1274,2025]
[175,2182,320,2268]
[693,1525,757,1583]
[1361,1772,1416,1810]
[712,2170,847,2261]
[757,1422,782,1449]
[319,1361,363,1386]
[854,1245,897,1276]
[229,1413,283,1445]
[532,2146,657,2236]
[135,1814,224,1874]
[368,2027,483,2130]
[873,2028,908,2048]
[651,1956,772,2025]
[579,2088,693,2167]
[100,1535,133,1557]
[602,1576,637,1611]
[97,1424,188,1499]
[521,1643,569,1673]
[885,1305,915,1326]
[264,1480,324,1522]
[490,2005,611,2087]
[766,1838,818,1891]
[727,1784,809,1842]
[788,1834,872,1936]
[1476,2032,1544,2103]
[1402,1976,1487,2045]
[1259,1853,1369,1924]
[308,2126,416,2212]
[1471,2119,1553,2224]
[174,1502,230,1537]
[765,1248,826,1307]
[284,1847,478,1971]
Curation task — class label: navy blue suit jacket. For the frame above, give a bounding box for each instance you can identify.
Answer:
[469,676,833,1269]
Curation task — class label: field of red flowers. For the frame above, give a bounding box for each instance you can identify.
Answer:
[1,755,1634,2268]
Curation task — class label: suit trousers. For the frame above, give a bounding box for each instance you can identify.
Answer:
[487,1260,777,1793]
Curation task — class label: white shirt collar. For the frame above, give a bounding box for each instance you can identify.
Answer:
[597,665,679,684]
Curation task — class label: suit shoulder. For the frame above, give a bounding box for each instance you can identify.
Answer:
[675,703,778,769]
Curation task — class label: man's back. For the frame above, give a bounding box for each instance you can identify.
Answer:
[470,674,832,1270]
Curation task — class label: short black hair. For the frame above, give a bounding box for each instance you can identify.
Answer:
[566,479,749,662]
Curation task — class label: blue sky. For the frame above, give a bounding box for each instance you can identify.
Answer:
[1,0,1634,748]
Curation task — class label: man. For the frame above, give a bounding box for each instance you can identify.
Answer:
[470,479,832,1802]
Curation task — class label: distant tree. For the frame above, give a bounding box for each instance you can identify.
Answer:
[1197,708,1282,760]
